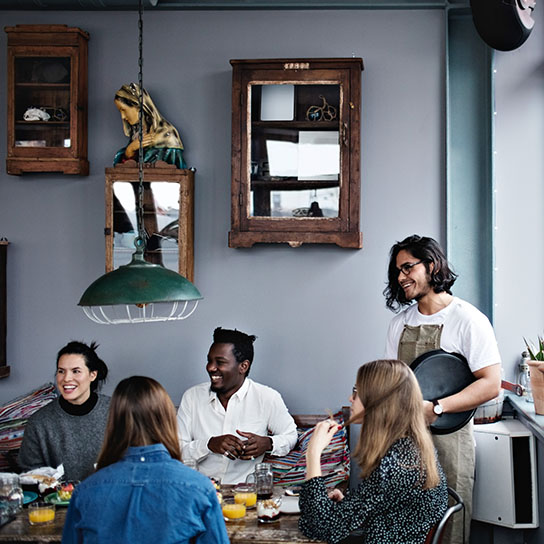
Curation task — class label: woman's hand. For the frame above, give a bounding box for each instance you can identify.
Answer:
[305,419,342,480]
[327,488,344,502]
[308,419,341,457]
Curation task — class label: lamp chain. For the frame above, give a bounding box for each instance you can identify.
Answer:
[136,0,146,245]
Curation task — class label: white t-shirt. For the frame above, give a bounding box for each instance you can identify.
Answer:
[384,296,501,373]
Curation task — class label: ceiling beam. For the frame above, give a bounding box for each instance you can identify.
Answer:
[1,0,470,11]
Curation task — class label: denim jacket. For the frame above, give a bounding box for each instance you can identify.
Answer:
[62,443,229,544]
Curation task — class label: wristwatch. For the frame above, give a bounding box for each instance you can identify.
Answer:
[432,399,443,417]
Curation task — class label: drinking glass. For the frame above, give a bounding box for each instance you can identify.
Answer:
[0,474,23,516]
[234,483,257,508]
[221,497,246,522]
[257,495,282,523]
[245,463,273,499]
[28,502,55,525]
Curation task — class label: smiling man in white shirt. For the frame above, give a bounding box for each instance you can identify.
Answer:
[177,327,298,484]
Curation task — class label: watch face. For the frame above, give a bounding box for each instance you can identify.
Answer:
[433,403,443,416]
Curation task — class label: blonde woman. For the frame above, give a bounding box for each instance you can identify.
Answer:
[299,360,448,544]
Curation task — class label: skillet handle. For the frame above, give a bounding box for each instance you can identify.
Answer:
[501,380,524,396]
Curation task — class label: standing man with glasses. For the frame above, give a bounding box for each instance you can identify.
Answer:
[383,235,501,544]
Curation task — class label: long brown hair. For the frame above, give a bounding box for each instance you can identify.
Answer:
[96,376,181,470]
[349,360,440,489]
[383,235,458,312]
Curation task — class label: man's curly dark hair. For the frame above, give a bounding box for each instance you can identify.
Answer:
[213,327,257,375]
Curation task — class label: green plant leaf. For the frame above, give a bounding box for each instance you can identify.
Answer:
[524,336,540,360]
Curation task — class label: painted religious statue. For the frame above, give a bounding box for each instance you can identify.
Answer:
[113,83,187,169]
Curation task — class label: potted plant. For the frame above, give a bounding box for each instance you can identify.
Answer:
[524,337,544,415]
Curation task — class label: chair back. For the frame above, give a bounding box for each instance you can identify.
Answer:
[425,486,464,544]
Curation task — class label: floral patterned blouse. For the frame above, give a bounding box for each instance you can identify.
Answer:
[298,437,448,544]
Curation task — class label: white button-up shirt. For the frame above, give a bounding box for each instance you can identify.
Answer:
[177,378,298,484]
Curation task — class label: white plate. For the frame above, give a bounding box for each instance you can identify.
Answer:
[279,495,300,514]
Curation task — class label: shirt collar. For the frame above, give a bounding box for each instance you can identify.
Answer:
[207,377,252,404]
[123,443,170,460]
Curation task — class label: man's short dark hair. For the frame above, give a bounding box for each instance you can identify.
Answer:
[213,327,256,365]
[383,235,458,312]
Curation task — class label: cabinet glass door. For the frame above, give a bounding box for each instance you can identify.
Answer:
[14,56,71,149]
[249,83,340,219]
[230,58,362,248]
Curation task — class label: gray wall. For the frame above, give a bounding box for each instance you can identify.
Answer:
[0,7,541,410]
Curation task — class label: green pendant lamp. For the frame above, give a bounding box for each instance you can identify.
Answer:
[78,0,202,325]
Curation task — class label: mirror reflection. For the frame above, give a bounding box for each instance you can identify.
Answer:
[250,83,341,218]
[112,181,180,271]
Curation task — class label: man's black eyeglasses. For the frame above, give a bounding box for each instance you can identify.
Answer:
[397,260,423,275]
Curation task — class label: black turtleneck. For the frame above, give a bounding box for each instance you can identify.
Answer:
[59,391,98,416]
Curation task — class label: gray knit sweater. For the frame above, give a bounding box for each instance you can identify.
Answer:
[18,394,110,481]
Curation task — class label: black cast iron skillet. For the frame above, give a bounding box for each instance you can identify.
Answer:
[410,349,476,435]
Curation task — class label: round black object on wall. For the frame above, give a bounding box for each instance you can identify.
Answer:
[470,0,536,51]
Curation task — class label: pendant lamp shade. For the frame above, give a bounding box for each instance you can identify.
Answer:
[79,249,201,325]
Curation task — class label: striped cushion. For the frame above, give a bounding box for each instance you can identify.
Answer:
[0,383,57,471]
[266,410,350,488]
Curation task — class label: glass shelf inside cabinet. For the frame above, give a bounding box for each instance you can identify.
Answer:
[14,57,72,149]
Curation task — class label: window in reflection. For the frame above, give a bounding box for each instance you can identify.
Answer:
[112,181,180,272]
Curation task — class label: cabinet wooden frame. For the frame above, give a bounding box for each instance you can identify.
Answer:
[5,24,89,175]
[105,163,195,283]
[0,241,9,379]
[229,58,363,248]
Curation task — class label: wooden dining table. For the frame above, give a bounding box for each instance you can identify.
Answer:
[0,488,325,543]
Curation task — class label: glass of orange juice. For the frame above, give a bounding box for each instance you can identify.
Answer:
[28,502,55,525]
[222,497,246,522]
[234,483,257,508]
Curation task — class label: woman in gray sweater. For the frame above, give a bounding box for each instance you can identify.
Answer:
[18,341,110,481]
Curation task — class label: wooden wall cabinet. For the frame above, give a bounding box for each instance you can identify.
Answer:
[105,163,195,282]
[5,24,89,175]
[229,58,363,248]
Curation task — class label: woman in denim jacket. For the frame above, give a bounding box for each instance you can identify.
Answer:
[62,376,229,544]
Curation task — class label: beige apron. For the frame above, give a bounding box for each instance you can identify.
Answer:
[399,325,473,544]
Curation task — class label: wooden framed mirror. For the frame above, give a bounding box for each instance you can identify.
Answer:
[105,163,195,282]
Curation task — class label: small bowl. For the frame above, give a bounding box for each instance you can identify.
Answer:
[222,497,246,522]
[56,480,79,502]
[28,502,55,525]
